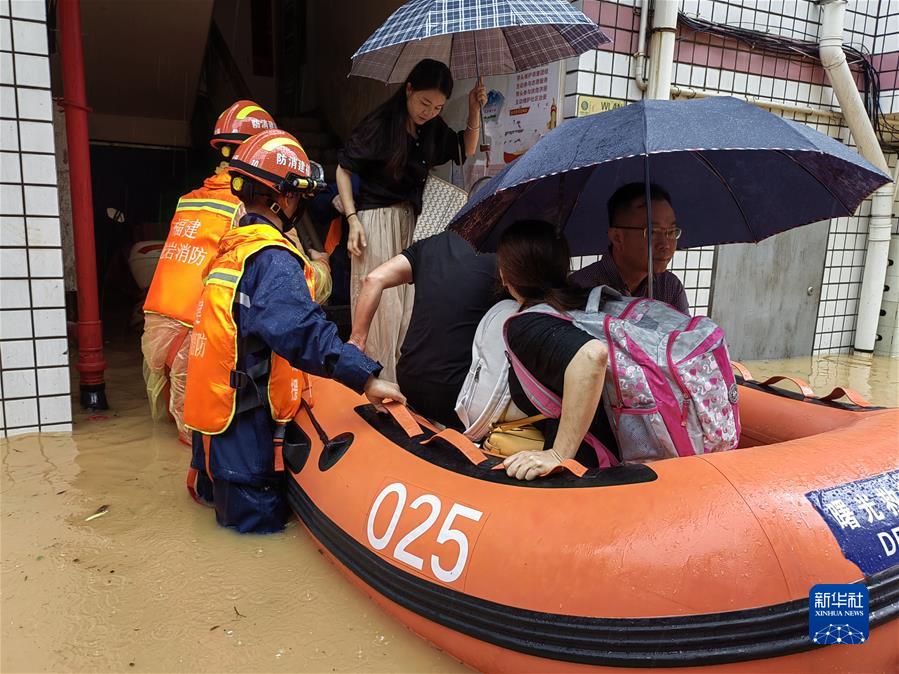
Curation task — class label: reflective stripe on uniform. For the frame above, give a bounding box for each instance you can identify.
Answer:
[205,269,241,287]
[176,199,239,217]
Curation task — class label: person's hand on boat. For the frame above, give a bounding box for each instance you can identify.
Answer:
[502,449,563,481]
[331,194,345,214]
[363,375,405,412]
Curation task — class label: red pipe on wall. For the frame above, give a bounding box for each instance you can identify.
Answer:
[58,0,108,409]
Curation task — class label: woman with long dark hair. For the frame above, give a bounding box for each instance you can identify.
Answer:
[337,59,485,381]
[496,220,618,480]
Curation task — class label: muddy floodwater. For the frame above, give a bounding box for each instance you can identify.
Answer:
[2,345,897,673]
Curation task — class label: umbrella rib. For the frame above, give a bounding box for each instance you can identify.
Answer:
[774,149,854,215]
[690,151,759,242]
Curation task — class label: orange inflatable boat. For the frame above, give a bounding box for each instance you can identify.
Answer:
[285,370,899,673]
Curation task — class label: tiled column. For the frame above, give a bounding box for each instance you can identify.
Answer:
[0,0,71,437]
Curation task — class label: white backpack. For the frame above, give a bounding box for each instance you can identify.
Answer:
[454,299,527,441]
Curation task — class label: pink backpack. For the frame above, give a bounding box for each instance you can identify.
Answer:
[503,287,740,465]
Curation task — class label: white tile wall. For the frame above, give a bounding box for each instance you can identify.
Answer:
[17,86,50,120]
[2,366,34,396]
[1,5,70,437]
[0,337,32,367]
[23,184,58,215]
[18,120,53,152]
[11,18,46,54]
[4,396,37,426]
[27,247,61,277]
[0,118,18,149]
[10,1,46,22]
[25,216,60,245]
[21,151,55,183]
[34,337,67,366]
[0,245,26,275]
[37,366,68,395]
[0,309,31,338]
[0,18,9,51]
[0,51,12,84]
[32,308,66,337]
[0,149,20,180]
[0,83,12,115]
[30,278,63,307]
[0,182,22,211]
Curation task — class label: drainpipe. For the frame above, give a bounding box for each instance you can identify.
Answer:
[874,159,899,357]
[818,0,894,353]
[58,0,108,409]
[634,0,650,93]
[646,0,677,100]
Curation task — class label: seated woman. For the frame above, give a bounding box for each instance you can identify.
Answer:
[496,220,619,481]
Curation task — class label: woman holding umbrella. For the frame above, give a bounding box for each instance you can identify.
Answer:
[337,58,486,381]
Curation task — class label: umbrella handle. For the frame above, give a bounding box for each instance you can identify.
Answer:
[474,41,490,153]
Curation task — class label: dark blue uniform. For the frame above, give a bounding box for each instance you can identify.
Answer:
[191,214,380,532]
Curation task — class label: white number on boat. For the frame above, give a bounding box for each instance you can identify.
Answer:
[431,503,483,583]
[392,494,441,570]
[366,482,406,550]
[366,482,484,583]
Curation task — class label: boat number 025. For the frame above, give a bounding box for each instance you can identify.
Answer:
[366,482,483,583]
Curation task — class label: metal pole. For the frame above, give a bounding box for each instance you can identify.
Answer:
[58,0,108,409]
[644,155,653,300]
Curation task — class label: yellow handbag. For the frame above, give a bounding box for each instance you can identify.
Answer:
[482,415,546,457]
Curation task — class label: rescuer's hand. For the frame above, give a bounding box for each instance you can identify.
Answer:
[363,376,406,412]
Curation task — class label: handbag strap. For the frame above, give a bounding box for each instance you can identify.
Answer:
[491,414,546,433]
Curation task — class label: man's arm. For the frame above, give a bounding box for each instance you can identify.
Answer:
[349,254,413,351]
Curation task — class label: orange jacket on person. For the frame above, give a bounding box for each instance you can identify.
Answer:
[143,171,243,326]
[183,223,316,437]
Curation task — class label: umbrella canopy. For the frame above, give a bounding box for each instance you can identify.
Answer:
[350,0,611,83]
[449,96,892,255]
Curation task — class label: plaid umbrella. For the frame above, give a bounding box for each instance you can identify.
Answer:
[351,0,611,83]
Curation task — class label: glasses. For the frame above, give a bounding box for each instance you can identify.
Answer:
[610,225,682,241]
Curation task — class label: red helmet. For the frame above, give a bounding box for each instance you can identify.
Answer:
[228,129,326,198]
[209,100,277,157]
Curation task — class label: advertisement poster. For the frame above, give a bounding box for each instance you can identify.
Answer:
[463,63,562,192]
[490,64,560,164]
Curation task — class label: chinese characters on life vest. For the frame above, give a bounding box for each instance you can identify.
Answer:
[159,217,208,268]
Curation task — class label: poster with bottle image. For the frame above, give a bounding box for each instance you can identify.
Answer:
[498,63,561,164]
[459,62,562,193]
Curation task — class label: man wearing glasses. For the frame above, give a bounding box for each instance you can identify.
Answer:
[569,182,689,314]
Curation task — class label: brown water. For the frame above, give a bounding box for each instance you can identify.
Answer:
[2,347,897,673]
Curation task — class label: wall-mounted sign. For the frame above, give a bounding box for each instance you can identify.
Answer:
[577,95,626,117]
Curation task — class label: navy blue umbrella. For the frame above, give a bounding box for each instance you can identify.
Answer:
[450,97,891,259]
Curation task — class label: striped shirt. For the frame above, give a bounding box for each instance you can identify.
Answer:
[569,251,689,314]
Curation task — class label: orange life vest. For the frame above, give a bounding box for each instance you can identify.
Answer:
[183,223,316,437]
[144,171,242,325]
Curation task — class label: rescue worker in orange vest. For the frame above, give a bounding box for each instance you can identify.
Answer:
[142,101,285,445]
[183,129,403,533]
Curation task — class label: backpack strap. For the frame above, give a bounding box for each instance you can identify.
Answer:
[584,285,621,314]
[502,310,619,468]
